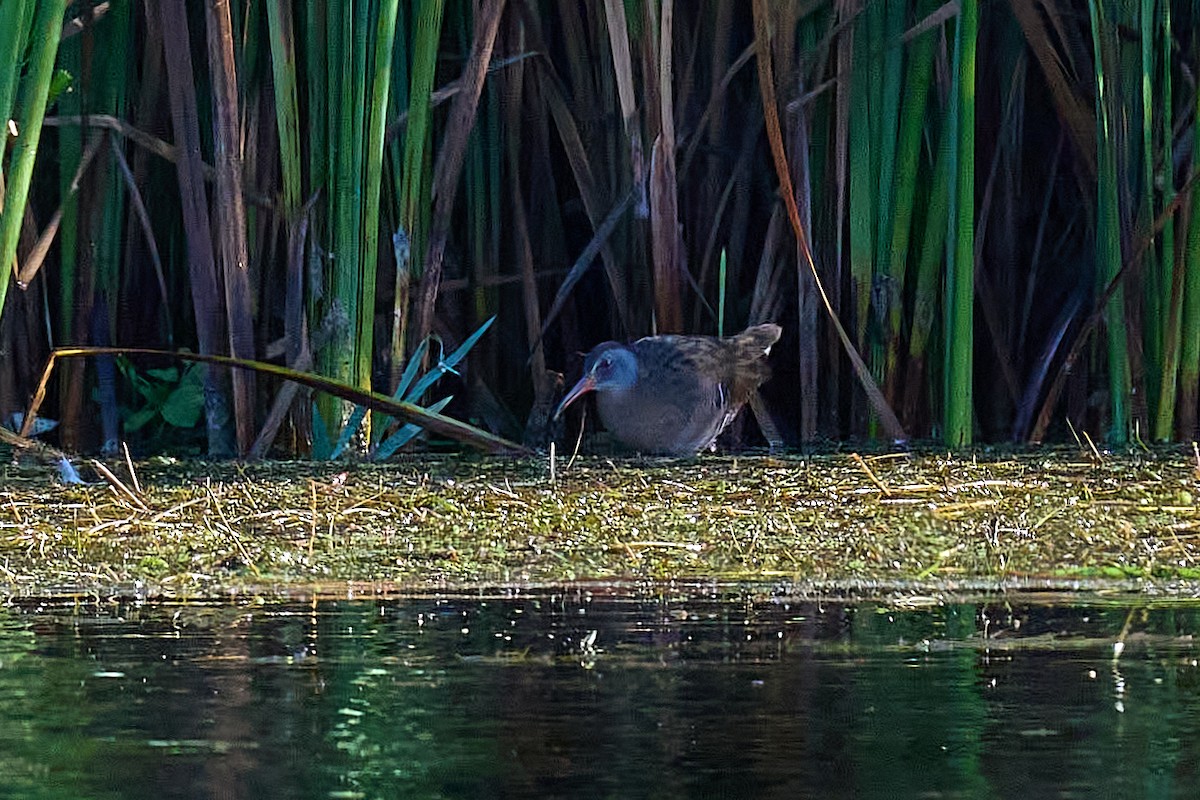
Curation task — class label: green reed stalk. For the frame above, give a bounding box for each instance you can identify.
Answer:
[48,20,83,447]
[314,0,349,437]
[409,0,504,353]
[56,34,81,347]
[848,5,874,346]
[909,128,952,369]
[1088,0,1131,443]
[1179,30,1200,436]
[266,0,303,215]
[322,1,372,439]
[885,0,938,389]
[95,2,132,316]
[944,0,977,446]
[93,1,134,450]
[0,0,68,318]
[401,0,446,267]
[1153,0,1179,440]
[302,1,329,200]
[866,0,904,421]
[361,0,400,415]
[874,0,904,299]
[391,0,445,385]
[1139,0,1160,414]
[0,0,34,137]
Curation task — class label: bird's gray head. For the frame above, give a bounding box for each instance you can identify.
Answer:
[553,343,637,419]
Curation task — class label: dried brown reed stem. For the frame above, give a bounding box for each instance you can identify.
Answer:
[850,452,891,497]
[121,442,141,495]
[89,459,149,511]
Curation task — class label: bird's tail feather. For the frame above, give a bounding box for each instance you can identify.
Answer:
[729,323,781,395]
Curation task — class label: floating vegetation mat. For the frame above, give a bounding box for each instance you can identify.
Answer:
[2,447,1200,599]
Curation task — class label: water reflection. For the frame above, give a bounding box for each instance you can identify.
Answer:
[0,592,1197,799]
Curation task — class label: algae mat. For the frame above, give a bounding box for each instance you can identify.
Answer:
[2,447,1200,598]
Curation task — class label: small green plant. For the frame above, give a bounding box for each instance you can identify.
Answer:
[315,316,495,460]
[116,357,205,436]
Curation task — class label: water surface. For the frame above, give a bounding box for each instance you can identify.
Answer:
[1,590,1197,799]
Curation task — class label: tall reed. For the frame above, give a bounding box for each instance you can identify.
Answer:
[0,0,68,316]
[944,0,977,446]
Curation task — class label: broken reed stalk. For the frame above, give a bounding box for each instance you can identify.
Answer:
[21,347,531,456]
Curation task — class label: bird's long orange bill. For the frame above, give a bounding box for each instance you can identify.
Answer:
[553,375,595,420]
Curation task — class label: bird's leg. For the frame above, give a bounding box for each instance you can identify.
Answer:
[748,391,784,453]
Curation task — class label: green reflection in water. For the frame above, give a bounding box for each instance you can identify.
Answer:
[0,597,1198,799]
[0,606,114,800]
